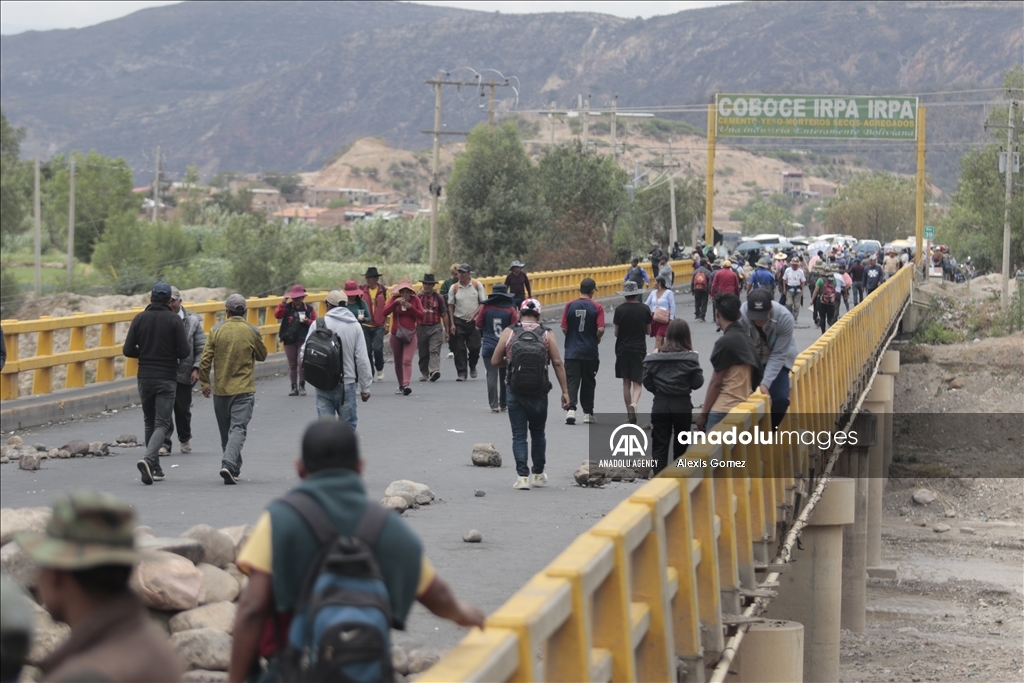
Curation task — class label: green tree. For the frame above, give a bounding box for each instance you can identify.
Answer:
[91,216,196,294]
[446,123,545,276]
[178,165,206,225]
[224,213,308,297]
[741,201,795,236]
[627,176,705,256]
[823,172,918,243]
[262,171,302,199]
[0,108,29,249]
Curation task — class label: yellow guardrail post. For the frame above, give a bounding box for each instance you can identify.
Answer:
[66,314,87,389]
[96,312,116,383]
[31,316,54,395]
[486,574,574,681]
[2,324,19,400]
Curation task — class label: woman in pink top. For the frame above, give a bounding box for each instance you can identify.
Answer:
[383,281,425,395]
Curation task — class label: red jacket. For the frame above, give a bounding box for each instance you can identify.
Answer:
[382,296,424,334]
[710,268,740,297]
[360,284,389,327]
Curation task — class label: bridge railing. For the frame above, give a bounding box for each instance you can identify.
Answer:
[0,259,692,401]
[421,266,913,682]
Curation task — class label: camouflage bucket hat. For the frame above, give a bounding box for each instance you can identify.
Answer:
[16,492,148,570]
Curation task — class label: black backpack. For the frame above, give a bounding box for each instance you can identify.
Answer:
[507,324,550,396]
[302,319,343,391]
[280,304,313,345]
[276,492,393,683]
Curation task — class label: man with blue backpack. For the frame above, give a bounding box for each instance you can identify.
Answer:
[746,256,777,295]
[229,420,485,683]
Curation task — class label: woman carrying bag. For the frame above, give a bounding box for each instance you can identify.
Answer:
[275,284,316,396]
[382,280,424,395]
[645,276,676,351]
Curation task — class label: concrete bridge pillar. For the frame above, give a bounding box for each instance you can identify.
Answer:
[863,373,893,568]
[878,350,900,474]
[767,477,855,682]
[726,620,804,683]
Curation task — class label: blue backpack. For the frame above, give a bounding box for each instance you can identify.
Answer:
[752,269,776,291]
[277,491,393,683]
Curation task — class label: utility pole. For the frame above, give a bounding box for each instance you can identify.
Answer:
[429,81,442,271]
[549,103,556,149]
[582,95,591,149]
[152,145,160,222]
[487,78,496,131]
[610,95,618,157]
[668,138,678,248]
[1002,99,1016,309]
[34,157,41,296]
[67,156,75,288]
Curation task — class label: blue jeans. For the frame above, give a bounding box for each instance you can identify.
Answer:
[767,368,791,431]
[315,382,359,432]
[506,387,548,477]
[706,411,729,432]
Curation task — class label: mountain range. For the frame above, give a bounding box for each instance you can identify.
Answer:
[1,1,1020,191]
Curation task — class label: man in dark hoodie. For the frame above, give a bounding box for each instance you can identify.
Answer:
[643,319,704,473]
[122,282,189,486]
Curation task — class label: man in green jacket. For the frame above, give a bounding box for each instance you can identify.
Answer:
[199,293,268,485]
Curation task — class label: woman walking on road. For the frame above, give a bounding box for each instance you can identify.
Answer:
[643,319,704,474]
[275,284,316,396]
[383,280,424,395]
[645,276,676,351]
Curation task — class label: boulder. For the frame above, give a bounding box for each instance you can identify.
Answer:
[148,608,175,634]
[116,434,138,445]
[0,456,8,464]
[47,449,59,459]
[413,494,433,506]
[912,489,937,505]
[169,601,237,634]
[384,480,434,503]
[218,524,254,557]
[181,525,235,568]
[574,461,608,488]
[471,443,502,467]
[474,490,486,497]
[134,525,157,539]
[19,452,41,470]
[132,551,206,611]
[88,441,109,456]
[137,537,206,564]
[223,563,248,594]
[170,628,232,671]
[0,542,36,589]
[382,496,409,514]
[933,523,952,533]
[33,443,47,452]
[406,648,440,675]
[60,440,90,456]
[183,671,229,682]
[197,563,239,604]
[463,529,482,543]
[391,645,410,676]
[948,377,965,389]
[1,507,52,545]
[57,450,71,459]
[6,435,23,447]
[27,602,70,667]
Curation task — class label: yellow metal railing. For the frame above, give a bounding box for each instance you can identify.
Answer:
[0,260,692,401]
[421,267,913,682]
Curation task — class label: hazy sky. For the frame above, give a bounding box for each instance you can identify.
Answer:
[0,0,738,35]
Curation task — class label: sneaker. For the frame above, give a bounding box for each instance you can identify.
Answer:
[220,468,238,485]
[531,472,548,487]
[151,468,166,482]
[430,371,441,382]
[470,368,478,379]
[158,445,169,456]
[375,370,385,382]
[137,460,154,485]
[500,406,507,412]
[513,476,531,490]
[447,351,454,359]
[180,441,191,454]
[627,403,638,424]
[396,387,404,394]
[288,384,299,396]
[583,413,595,424]
[491,407,500,413]
[565,409,576,425]
[298,383,307,396]
[419,375,429,382]
[456,375,467,382]
[402,386,412,396]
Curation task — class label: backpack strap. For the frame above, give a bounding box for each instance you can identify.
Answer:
[279,490,337,546]
[353,501,389,549]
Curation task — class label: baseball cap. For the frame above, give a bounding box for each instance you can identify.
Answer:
[457,263,472,273]
[520,298,542,315]
[151,282,172,302]
[325,289,345,306]
[169,286,182,301]
[225,293,247,313]
[580,277,596,293]
[343,280,362,297]
[747,289,773,321]
[16,492,146,570]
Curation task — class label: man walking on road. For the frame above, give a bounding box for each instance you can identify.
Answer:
[613,281,652,424]
[302,290,372,431]
[476,284,518,412]
[162,286,206,456]
[863,256,884,296]
[691,259,711,322]
[360,267,389,382]
[782,257,807,322]
[122,282,189,486]
[199,293,268,485]
[491,299,570,490]
[229,420,486,682]
[698,293,762,433]
[710,258,741,331]
[448,263,486,381]
[416,274,449,382]
[740,289,796,430]
[849,258,866,305]
[560,277,605,425]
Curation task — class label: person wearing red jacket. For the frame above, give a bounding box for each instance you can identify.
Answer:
[710,259,741,332]
[382,281,425,395]
[274,284,316,396]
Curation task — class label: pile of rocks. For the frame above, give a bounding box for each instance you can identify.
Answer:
[470,443,501,467]
[1,507,255,682]
[381,480,435,514]
[573,460,652,487]
[0,435,134,469]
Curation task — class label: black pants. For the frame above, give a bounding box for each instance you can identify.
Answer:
[138,377,176,465]
[451,318,481,377]
[163,381,194,448]
[817,302,837,334]
[693,290,708,320]
[651,393,692,474]
[564,359,599,414]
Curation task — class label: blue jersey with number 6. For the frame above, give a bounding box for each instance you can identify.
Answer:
[561,298,605,361]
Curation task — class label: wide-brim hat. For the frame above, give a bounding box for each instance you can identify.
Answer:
[390,280,415,294]
[485,283,514,303]
[364,267,381,278]
[617,281,642,296]
[343,280,362,297]
[420,273,439,285]
[774,252,787,260]
[509,260,525,269]
[287,284,307,299]
[16,531,148,570]
[756,257,771,269]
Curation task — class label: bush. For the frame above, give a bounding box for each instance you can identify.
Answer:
[224,213,309,298]
[0,262,23,319]
[915,321,963,345]
[91,213,197,294]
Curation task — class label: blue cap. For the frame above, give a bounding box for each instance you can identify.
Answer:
[151,282,172,302]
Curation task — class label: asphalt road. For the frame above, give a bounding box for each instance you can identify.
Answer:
[0,291,827,651]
